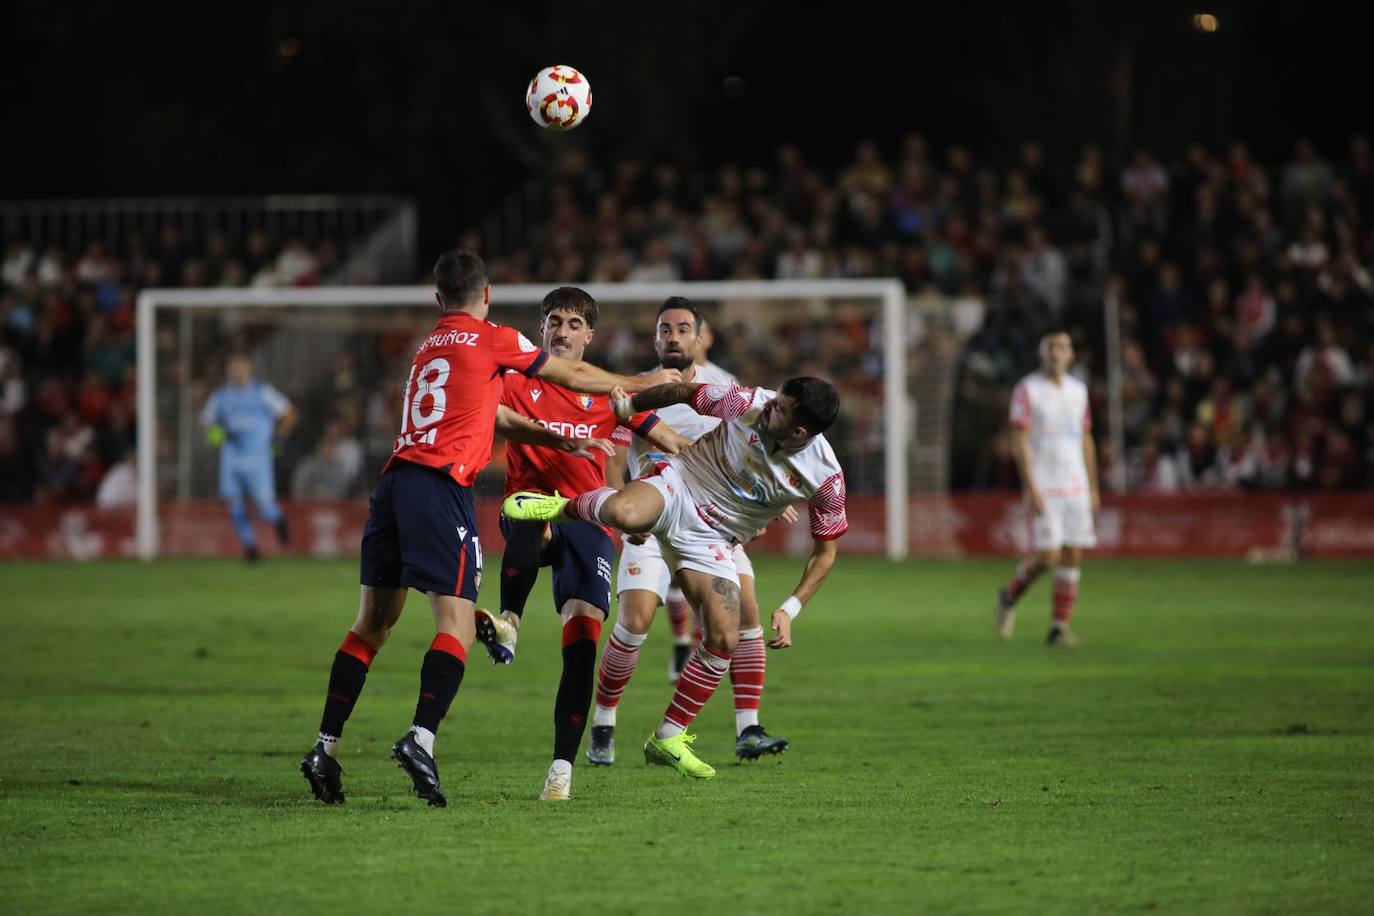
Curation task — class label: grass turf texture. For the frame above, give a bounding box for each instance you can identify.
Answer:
[2,556,1372,914]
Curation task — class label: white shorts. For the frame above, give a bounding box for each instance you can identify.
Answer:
[617,535,753,602]
[1031,496,1097,551]
[625,464,744,589]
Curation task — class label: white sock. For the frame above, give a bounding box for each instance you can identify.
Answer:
[655,720,685,739]
[317,732,340,759]
[409,725,436,756]
[549,759,573,779]
[593,703,617,727]
[735,710,759,735]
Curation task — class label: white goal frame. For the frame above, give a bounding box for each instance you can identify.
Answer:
[136,279,908,560]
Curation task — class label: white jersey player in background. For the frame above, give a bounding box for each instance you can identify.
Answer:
[589,298,791,768]
[504,373,847,778]
[996,329,1100,646]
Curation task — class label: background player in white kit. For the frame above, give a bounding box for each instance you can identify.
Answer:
[505,375,847,778]
[590,298,790,768]
[996,330,1100,646]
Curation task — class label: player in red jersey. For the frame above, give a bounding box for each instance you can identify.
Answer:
[299,251,681,807]
[473,287,691,800]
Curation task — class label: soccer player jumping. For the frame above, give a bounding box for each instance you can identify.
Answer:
[299,251,680,807]
[996,329,1100,646]
[505,376,848,778]
[476,286,690,801]
[588,298,792,768]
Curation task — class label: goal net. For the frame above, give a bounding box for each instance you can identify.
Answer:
[136,280,909,560]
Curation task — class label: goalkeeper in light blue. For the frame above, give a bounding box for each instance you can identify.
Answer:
[201,353,298,560]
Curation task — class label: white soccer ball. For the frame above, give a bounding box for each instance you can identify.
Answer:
[525,65,592,131]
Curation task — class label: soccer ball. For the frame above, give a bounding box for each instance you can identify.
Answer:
[525,65,592,131]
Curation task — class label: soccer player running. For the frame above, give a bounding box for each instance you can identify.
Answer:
[472,286,690,801]
[587,298,792,768]
[299,251,680,807]
[995,329,1100,646]
[200,353,298,561]
[505,374,848,778]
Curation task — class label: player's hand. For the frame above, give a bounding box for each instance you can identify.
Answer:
[205,424,226,448]
[610,385,636,421]
[1028,490,1047,515]
[779,505,799,524]
[564,437,616,460]
[640,367,683,388]
[767,609,793,649]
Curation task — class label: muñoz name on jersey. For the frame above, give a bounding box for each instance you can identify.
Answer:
[387,311,548,486]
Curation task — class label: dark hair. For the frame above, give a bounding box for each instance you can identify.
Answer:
[781,376,840,436]
[657,296,704,331]
[433,250,488,309]
[541,287,598,328]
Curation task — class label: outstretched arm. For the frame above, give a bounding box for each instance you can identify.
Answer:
[612,383,703,416]
[495,405,615,460]
[538,358,681,395]
[767,537,839,649]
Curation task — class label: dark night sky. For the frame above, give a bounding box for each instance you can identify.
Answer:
[3,0,1371,254]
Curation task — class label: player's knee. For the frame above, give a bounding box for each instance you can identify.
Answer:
[1039,548,1061,568]
[618,598,655,634]
[1060,548,1081,568]
[704,627,738,657]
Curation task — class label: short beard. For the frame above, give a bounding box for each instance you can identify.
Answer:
[659,352,694,371]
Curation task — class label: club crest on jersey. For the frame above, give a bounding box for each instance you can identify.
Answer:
[578,395,594,411]
[627,564,641,576]
[530,389,542,402]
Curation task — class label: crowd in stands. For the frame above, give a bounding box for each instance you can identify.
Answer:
[0,228,348,505]
[474,134,1374,492]
[3,133,1371,507]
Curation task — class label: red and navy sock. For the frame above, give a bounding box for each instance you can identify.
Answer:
[499,521,545,620]
[412,633,467,735]
[317,630,377,754]
[553,616,602,763]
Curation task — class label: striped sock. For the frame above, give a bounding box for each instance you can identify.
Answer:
[1003,558,1044,605]
[731,627,766,735]
[593,623,646,727]
[565,487,616,525]
[1053,567,1081,626]
[658,644,732,737]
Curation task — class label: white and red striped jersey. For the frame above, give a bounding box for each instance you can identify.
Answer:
[1009,370,1092,499]
[670,382,848,544]
[621,361,736,476]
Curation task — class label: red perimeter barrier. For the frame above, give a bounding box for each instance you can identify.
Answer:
[1,492,1371,561]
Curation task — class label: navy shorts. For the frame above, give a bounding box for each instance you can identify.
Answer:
[360,460,482,599]
[500,516,613,616]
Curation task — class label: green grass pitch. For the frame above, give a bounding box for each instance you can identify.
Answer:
[2,556,1372,914]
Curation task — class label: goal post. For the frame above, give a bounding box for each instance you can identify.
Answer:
[136,279,908,561]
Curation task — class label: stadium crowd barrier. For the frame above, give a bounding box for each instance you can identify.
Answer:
[3,492,1372,560]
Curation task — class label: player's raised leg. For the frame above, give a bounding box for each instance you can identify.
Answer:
[643,566,741,779]
[301,584,407,804]
[504,479,665,532]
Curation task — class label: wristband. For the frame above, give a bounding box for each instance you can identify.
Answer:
[780,596,803,620]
